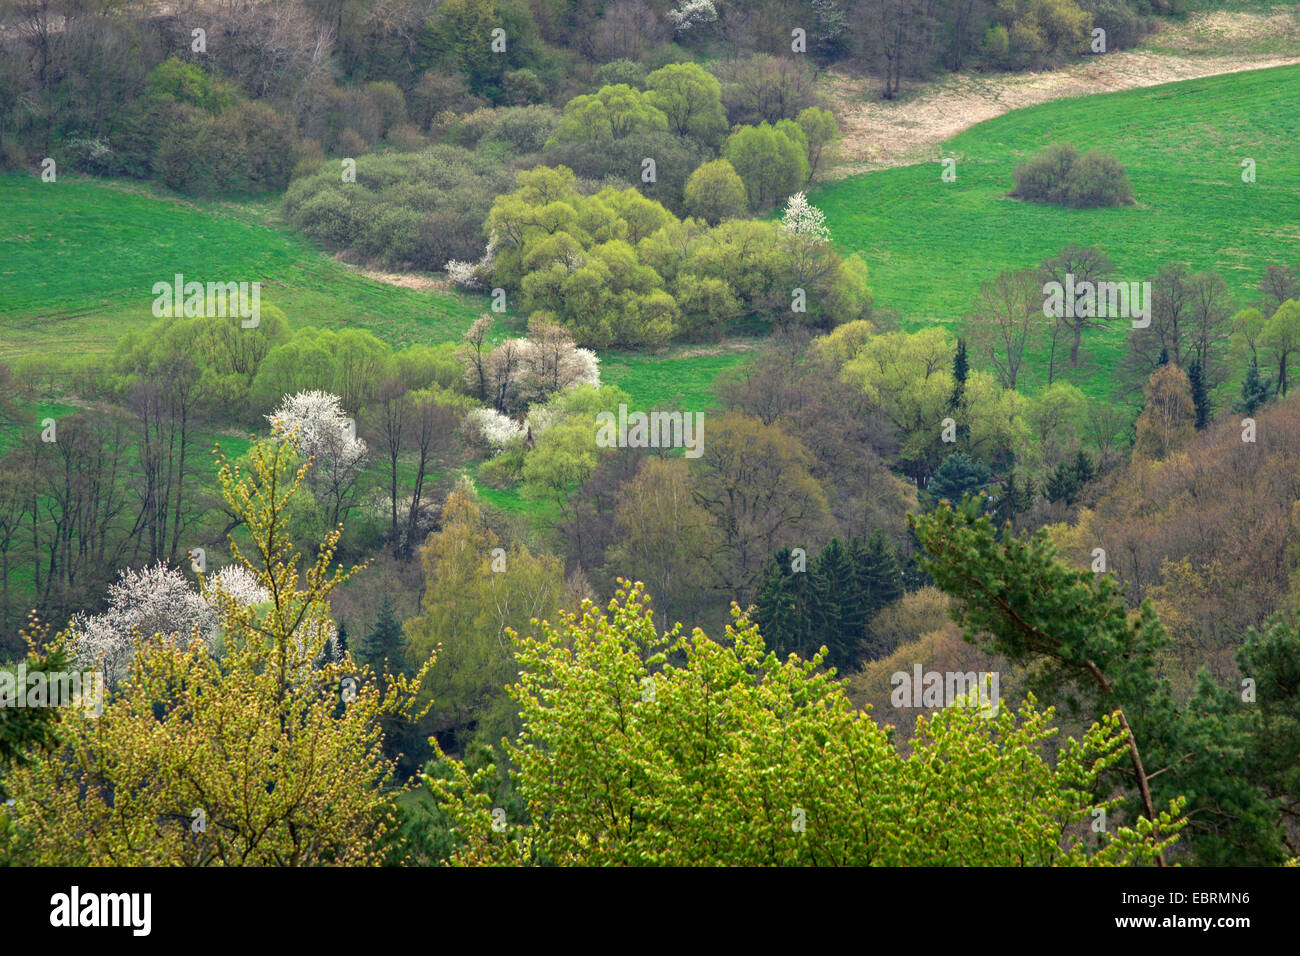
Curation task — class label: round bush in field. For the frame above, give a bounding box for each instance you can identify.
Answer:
[1010,144,1134,208]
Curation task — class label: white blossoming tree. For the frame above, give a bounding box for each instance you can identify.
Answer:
[68,561,297,686]
[668,0,718,32]
[268,390,369,529]
[446,232,499,290]
[781,191,831,242]
[515,321,601,409]
[69,563,218,686]
[460,319,601,415]
[467,407,526,452]
[206,563,271,609]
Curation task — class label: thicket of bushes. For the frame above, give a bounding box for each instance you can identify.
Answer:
[0,0,1173,190]
[284,148,515,270]
[24,57,313,195]
[1011,144,1135,208]
[481,165,871,347]
[284,61,840,271]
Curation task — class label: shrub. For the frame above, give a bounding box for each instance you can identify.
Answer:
[1077,0,1151,50]
[543,130,707,216]
[1064,149,1135,206]
[439,107,498,148]
[0,134,29,171]
[481,105,559,154]
[983,0,1093,69]
[593,59,646,89]
[503,68,546,105]
[285,147,509,269]
[1011,144,1133,208]
[386,123,427,152]
[411,70,483,129]
[337,128,369,158]
[364,81,408,137]
[145,56,237,112]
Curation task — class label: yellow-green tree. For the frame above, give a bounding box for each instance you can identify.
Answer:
[683,158,748,226]
[1262,298,1300,396]
[605,458,719,626]
[404,480,563,750]
[645,63,728,147]
[548,84,668,145]
[427,582,1183,866]
[692,411,829,601]
[2,439,429,866]
[723,121,810,209]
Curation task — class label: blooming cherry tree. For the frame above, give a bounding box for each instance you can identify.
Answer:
[268,390,369,527]
[206,564,271,608]
[668,0,718,32]
[446,232,499,290]
[467,406,526,451]
[781,191,831,242]
[69,563,218,684]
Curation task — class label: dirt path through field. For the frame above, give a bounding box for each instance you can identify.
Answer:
[826,10,1300,175]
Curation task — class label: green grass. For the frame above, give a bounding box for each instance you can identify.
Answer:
[0,400,74,454]
[0,175,497,360]
[0,172,741,415]
[812,64,1300,400]
[474,481,559,523]
[601,349,754,411]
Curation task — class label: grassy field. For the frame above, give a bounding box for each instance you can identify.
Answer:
[0,173,743,413]
[9,63,1295,461]
[812,63,1300,400]
[0,175,498,360]
[600,348,754,411]
[1150,3,1300,57]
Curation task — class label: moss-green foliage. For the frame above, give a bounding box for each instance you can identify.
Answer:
[284,147,512,271]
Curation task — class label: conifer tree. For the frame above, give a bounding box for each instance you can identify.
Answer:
[1234,360,1274,415]
[910,497,1185,865]
[991,470,1034,532]
[949,337,969,412]
[1073,449,1094,486]
[926,453,990,510]
[359,596,406,680]
[851,530,905,661]
[1186,360,1210,429]
[810,538,856,671]
[753,548,816,661]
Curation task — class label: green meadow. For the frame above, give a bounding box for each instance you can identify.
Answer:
[812,63,1300,400]
[6,64,1298,428]
[0,176,494,359]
